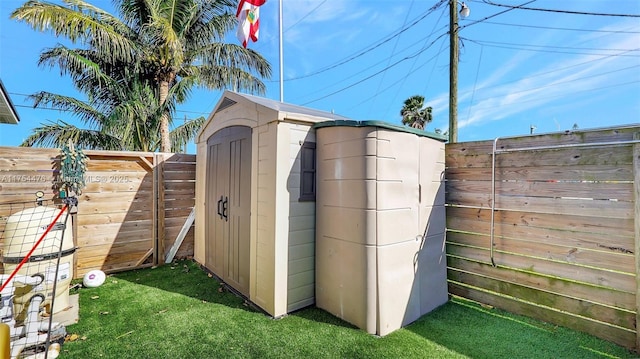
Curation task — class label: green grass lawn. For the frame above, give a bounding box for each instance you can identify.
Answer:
[61,260,636,358]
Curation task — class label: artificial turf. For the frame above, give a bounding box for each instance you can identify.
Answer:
[60,260,636,358]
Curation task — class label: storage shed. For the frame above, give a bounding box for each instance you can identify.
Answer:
[194,90,349,317]
[314,120,448,336]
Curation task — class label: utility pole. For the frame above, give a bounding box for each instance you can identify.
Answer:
[449,0,459,143]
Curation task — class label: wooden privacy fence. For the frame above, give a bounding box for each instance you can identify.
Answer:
[0,147,195,279]
[445,125,640,350]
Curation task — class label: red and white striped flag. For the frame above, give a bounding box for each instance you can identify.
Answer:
[236,0,266,48]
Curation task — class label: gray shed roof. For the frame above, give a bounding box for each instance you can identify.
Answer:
[216,91,351,122]
[0,79,19,124]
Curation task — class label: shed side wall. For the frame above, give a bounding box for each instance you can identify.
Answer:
[286,123,317,312]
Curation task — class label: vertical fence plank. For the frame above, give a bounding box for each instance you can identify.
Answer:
[154,154,166,265]
[634,132,640,352]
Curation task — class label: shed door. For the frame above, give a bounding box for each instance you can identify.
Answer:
[206,126,252,296]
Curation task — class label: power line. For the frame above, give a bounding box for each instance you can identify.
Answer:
[459,48,640,96]
[463,38,640,53]
[461,0,538,30]
[480,0,640,18]
[462,38,640,57]
[279,5,442,82]
[480,20,640,34]
[348,38,450,113]
[283,0,328,33]
[391,5,448,111]
[10,94,209,117]
[291,23,449,104]
[369,0,416,117]
[464,45,483,124]
[466,65,640,103]
[301,32,449,106]
[466,80,640,111]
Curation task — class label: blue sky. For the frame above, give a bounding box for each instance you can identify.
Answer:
[1,0,639,153]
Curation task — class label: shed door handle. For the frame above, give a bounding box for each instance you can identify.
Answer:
[217,196,224,219]
[222,196,229,222]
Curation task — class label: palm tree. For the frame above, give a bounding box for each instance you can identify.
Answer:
[22,77,174,151]
[400,95,433,130]
[12,0,271,151]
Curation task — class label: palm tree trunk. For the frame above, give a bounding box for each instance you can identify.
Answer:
[159,79,171,152]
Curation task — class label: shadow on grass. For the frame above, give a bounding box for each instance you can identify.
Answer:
[289,306,358,329]
[406,296,636,359]
[102,259,256,313]
[102,259,359,329]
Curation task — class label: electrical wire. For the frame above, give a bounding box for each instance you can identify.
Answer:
[467,80,640,111]
[9,92,210,117]
[480,0,640,18]
[466,65,640,103]
[461,0,538,30]
[283,0,328,33]
[464,45,483,123]
[291,24,448,104]
[347,37,450,113]
[464,38,640,53]
[480,20,640,34]
[462,38,640,57]
[281,5,442,82]
[301,32,449,105]
[390,5,448,111]
[368,0,416,117]
[299,0,556,111]
[459,48,640,95]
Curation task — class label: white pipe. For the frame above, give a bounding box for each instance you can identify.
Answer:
[492,139,640,154]
[490,137,499,267]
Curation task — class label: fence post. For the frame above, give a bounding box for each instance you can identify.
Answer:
[634,132,640,352]
[153,154,167,266]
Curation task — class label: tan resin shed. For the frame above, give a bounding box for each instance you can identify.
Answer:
[194,90,349,317]
[314,120,448,336]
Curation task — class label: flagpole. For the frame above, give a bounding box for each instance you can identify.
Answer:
[279,0,284,102]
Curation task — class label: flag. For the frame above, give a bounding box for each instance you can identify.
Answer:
[236,0,266,48]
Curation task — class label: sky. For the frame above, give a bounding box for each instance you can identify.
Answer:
[1,0,639,154]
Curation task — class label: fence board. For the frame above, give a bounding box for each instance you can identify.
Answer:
[445,165,635,182]
[447,231,634,274]
[446,179,633,202]
[445,125,640,351]
[447,256,635,311]
[446,210,633,255]
[446,146,632,169]
[448,268,634,330]
[448,282,636,350]
[447,191,633,218]
[446,206,634,239]
[446,243,634,293]
[0,146,196,278]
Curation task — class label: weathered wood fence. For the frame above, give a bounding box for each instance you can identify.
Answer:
[445,125,640,350]
[0,147,195,278]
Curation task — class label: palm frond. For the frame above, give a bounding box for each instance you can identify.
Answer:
[195,42,271,79]
[28,91,108,129]
[11,0,137,63]
[20,121,123,150]
[38,46,115,91]
[170,116,206,152]
[198,65,267,94]
[183,2,236,47]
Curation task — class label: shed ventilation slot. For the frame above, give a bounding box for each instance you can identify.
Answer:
[215,97,237,114]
